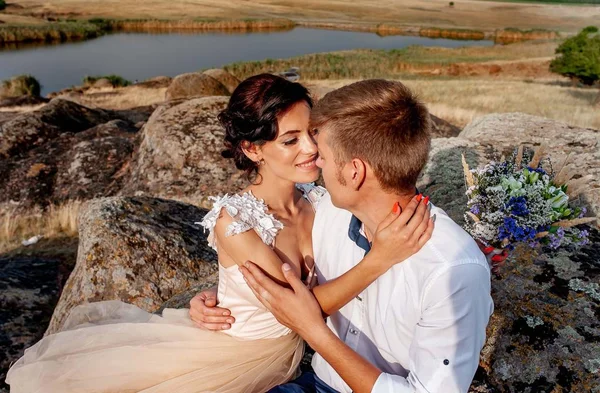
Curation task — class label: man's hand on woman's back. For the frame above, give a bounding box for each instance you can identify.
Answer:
[189,287,234,330]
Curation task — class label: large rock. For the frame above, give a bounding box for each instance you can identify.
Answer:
[165,73,230,101]
[0,119,137,210]
[0,98,113,158]
[120,96,246,204]
[202,69,240,94]
[430,113,461,138]
[418,128,599,392]
[460,112,600,219]
[46,196,219,335]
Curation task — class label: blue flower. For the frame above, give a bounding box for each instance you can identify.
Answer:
[527,166,547,175]
[507,196,530,216]
[470,205,481,215]
[498,217,537,243]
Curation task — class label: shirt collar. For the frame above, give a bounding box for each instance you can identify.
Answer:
[348,215,371,253]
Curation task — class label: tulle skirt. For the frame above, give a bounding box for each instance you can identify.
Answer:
[6,300,304,393]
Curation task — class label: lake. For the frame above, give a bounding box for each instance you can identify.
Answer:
[0,27,494,96]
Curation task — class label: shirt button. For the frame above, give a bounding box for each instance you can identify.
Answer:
[349,328,358,335]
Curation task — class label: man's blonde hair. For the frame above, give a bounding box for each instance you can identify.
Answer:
[311,80,431,193]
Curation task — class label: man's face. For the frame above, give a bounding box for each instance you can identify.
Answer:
[315,128,352,209]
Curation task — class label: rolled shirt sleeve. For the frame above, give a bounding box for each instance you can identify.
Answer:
[372,262,493,393]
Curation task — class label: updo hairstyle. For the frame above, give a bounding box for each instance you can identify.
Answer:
[218,73,313,180]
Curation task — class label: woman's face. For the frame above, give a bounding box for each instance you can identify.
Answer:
[259,101,319,184]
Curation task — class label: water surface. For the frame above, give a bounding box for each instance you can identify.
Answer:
[0,27,494,95]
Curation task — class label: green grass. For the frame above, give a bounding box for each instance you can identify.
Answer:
[223,46,510,80]
[83,75,131,87]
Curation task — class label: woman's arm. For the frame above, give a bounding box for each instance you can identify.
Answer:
[311,195,434,316]
[214,208,289,283]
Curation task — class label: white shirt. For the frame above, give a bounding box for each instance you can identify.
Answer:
[311,193,494,393]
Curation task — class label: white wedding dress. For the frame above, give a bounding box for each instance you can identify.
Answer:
[6,184,326,393]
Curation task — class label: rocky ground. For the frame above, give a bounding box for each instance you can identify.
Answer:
[0,70,598,392]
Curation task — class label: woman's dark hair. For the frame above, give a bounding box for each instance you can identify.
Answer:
[218,73,313,180]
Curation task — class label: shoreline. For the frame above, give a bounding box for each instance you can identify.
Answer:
[0,18,560,47]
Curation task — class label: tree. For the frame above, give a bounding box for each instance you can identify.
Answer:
[0,0,6,11]
[449,1,455,7]
[550,26,600,86]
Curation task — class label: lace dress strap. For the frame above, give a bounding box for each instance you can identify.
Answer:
[197,192,284,251]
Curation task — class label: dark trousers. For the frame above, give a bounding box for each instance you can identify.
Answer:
[268,371,340,393]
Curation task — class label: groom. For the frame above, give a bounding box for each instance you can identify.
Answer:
[191,80,494,393]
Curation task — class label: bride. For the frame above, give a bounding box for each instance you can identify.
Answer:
[6,74,433,393]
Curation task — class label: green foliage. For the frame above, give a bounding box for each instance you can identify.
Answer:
[550,26,600,85]
[83,75,131,87]
[0,0,6,11]
[449,1,455,6]
[1,75,41,97]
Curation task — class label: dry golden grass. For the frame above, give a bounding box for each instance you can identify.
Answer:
[309,78,600,130]
[58,86,167,109]
[3,0,600,32]
[0,200,81,254]
[411,79,600,129]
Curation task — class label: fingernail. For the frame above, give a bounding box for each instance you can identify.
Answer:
[431,214,436,223]
[227,318,234,323]
[392,202,400,214]
[416,194,423,202]
[244,261,249,268]
[423,196,430,205]
[222,324,230,329]
[222,311,230,316]
[282,263,292,272]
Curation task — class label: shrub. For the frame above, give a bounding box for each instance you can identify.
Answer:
[0,75,41,97]
[449,1,455,7]
[0,0,6,11]
[550,26,600,86]
[83,74,131,87]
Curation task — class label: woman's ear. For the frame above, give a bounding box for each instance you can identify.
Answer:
[349,158,367,190]
[241,141,262,164]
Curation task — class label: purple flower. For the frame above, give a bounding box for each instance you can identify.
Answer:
[470,205,481,215]
[578,207,587,219]
[548,227,565,249]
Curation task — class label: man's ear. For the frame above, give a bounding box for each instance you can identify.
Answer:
[348,158,367,191]
[241,141,262,163]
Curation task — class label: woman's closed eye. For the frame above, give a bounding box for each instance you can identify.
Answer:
[283,138,298,146]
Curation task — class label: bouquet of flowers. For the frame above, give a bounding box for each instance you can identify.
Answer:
[462,145,596,253]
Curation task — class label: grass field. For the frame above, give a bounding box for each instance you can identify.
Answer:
[1,0,598,33]
[223,40,558,80]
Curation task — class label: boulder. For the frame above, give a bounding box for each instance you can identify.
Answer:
[459,112,600,219]
[430,113,461,138]
[165,73,230,101]
[136,76,173,89]
[0,98,112,158]
[120,96,246,204]
[45,196,219,334]
[0,120,136,210]
[202,69,241,94]
[0,95,49,108]
[417,123,599,392]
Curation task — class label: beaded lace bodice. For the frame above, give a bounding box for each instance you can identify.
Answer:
[197,183,326,339]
